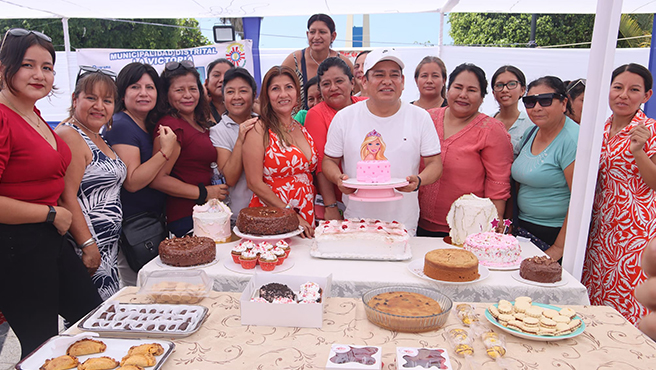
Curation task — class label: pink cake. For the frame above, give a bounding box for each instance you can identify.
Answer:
[356,160,391,183]
[463,232,521,267]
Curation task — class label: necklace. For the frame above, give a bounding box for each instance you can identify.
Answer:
[71,117,99,139]
[0,95,42,128]
[309,49,333,66]
[284,120,298,133]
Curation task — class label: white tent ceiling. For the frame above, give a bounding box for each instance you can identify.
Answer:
[2,0,656,18]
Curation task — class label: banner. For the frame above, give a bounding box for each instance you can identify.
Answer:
[76,40,253,83]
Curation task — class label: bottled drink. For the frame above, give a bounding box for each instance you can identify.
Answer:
[210,162,230,205]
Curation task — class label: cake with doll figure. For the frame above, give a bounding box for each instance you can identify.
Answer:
[356,129,391,183]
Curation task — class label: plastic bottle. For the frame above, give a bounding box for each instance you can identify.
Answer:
[210,162,230,205]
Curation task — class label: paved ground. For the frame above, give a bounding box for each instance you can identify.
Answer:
[0,323,20,370]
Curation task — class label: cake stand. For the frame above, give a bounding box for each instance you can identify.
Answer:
[233,226,303,242]
[342,178,409,202]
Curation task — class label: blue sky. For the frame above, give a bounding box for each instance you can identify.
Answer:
[199,13,453,48]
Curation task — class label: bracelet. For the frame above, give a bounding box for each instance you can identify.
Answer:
[159,150,169,161]
[413,175,422,192]
[196,183,208,205]
[79,237,96,249]
[325,202,338,208]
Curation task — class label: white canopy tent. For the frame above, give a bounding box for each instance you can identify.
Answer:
[0,0,651,281]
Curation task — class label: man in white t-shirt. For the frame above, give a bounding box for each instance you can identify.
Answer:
[323,48,443,235]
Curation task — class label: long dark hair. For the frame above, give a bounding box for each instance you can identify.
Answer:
[448,63,488,98]
[160,63,211,128]
[259,66,301,148]
[115,62,163,133]
[612,63,653,91]
[527,76,570,113]
[0,30,56,95]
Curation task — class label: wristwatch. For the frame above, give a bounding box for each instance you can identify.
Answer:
[46,205,57,224]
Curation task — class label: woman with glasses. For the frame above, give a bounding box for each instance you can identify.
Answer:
[583,63,656,325]
[104,63,176,285]
[417,63,513,237]
[150,60,229,237]
[411,56,448,110]
[491,65,535,157]
[0,28,101,358]
[56,68,127,300]
[566,78,586,124]
[243,66,317,237]
[511,76,579,260]
[205,58,234,122]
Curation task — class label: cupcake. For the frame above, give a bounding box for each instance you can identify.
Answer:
[272,247,286,265]
[252,244,267,256]
[259,241,273,251]
[258,251,278,272]
[231,244,247,264]
[239,250,258,269]
[276,240,290,257]
[240,240,256,250]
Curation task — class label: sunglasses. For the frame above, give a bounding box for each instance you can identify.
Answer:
[165,60,195,71]
[6,28,52,42]
[522,93,565,109]
[493,80,520,92]
[566,79,586,94]
[76,66,117,85]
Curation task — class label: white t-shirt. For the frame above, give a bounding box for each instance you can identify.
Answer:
[324,101,441,235]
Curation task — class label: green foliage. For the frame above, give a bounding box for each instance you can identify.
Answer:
[449,13,595,48]
[618,14,653,48]
[0,18,210,50]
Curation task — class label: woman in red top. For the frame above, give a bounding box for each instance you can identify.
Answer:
[305,57,366,220]
[243,66,317,237]
[0,28,101,358]
[151,60,229,237]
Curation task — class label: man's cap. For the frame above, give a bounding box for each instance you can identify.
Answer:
[363,48,405,75]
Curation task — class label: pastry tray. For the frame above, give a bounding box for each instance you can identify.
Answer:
[78,301,208,338]
[16,334,174,370]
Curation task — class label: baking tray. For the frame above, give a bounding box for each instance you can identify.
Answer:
[16,333,174,370]
[78,301,208,338]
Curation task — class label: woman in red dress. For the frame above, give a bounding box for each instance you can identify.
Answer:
[243,66,317,237]
[583,63,656,324]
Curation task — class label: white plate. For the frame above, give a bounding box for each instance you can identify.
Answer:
[485,302,585,341]
[155,256,219,269]
[233,225,303,241]
[511,270,567,287]
[223,255,295,274]
[342,177,409,188]
[16,334,174,370]
[407,259,490,284]
[484,260,521,271]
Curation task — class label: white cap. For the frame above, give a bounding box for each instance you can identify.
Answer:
[363,48,405,75]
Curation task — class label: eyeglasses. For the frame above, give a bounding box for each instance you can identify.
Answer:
[566,79,586,94]
[165,60,195,71]
[76,66,117,85]
[493,80,520,92]
[6,28,52,42]
[522,93,565,109]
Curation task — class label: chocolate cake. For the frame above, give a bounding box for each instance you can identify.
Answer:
[158,236,216,267]
[236,207,299,236]
[259,283,296,303]
[519,256,562,283]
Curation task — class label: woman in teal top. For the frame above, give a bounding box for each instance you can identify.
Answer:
[512,76,579,261]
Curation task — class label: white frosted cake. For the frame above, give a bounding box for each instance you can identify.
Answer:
[313,219,410,260]
[193,199,232,242]
[446,194,498,245]
[463,232,521,267]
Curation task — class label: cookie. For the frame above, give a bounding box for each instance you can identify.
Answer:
[523,316,539,327]
[559,308,577,319]
[539,317,557,329]
[542,308,559,319]
[513,301,530,313]
[488,305,500,319]
[526,306,543,318]
[514,296,532,305]
[553,315,571,324]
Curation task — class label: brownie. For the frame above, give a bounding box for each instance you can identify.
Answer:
[259,283,296,303]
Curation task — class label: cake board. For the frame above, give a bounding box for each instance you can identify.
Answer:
[342,178,409,202]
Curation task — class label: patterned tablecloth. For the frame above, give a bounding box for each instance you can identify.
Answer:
[139,237,591,305]
[68,288,655,370]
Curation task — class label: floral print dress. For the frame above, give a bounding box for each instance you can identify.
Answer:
[249,127,318,224]
[582,110,656,325]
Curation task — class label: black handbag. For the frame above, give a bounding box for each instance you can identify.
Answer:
[119,212,167,272]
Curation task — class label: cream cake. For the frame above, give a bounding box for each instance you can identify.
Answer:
[193,199,232,242]
[463,232,521,267]
[313,219,410,260]
[446,194,498,245]
[356,160,391,183]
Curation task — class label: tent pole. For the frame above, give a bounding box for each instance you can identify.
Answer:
[643,14,656,117]
[439,11,444,57]
[563,0,622,281]
[243,17,262,94]
[61,17,74,93]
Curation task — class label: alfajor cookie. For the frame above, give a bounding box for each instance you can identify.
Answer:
[555,322,571,335]
[542,308,559,319]
[513,301,530,313]
[523,316,539,327]
[559,308,577,319]
[498,314,514,326]
[488,305,500,319]
[513,312,526,321]
[553,315,571,324]
[515,296,532,304]
[539,317,557,329]
[526,306,543,318]
[568,319,582,330]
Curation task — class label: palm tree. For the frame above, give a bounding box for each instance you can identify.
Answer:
[618,14,652,48]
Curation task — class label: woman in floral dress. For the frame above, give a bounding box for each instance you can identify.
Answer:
[583,63,656,324]
[243,66,317,238]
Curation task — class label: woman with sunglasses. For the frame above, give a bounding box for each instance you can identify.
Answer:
[491,65,535,158]
[243,66,317,237]
[583,63,656,325]
[511,76,579,261]
[411,56,448,110]
[104,63,176,285]
[565,78,586,124]
[417,63,513,237]
[56,68,127,300]
[0,28,102,358]
[150,60,229,237]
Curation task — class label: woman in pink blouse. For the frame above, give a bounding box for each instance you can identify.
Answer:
[418,63,513,237]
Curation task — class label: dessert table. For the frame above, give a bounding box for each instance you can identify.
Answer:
[138,237,591,305]
[66,288,656,369]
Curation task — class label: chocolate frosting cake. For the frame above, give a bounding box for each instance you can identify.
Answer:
[236,207,299,236]
[519,256,562,283]
[159,236,216,267]
[259,283,296,303]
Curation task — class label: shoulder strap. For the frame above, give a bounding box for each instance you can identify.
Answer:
[519,125,538,152]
